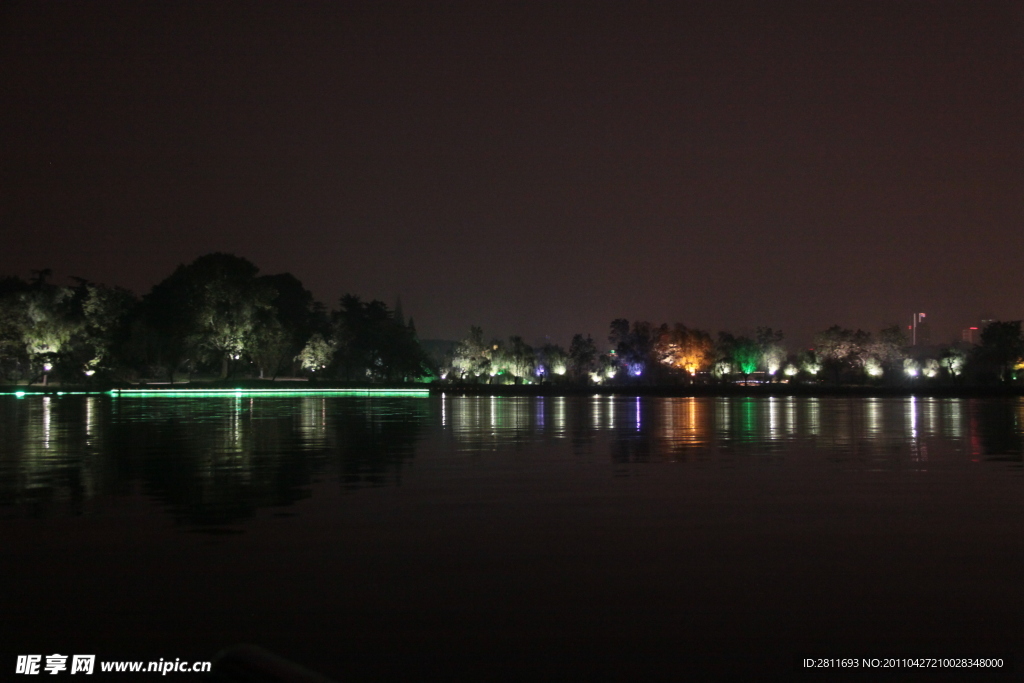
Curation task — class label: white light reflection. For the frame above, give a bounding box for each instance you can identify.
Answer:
[866,398,881,438]
[785,396,796,436]
[715,397,730,436]
[298,397,328,447]
[635,397,641,432]
[42,396,51,449]
[924,398,938,437]
[554,397,566,437]
[806,398,820,437]
[537,397,545,431]
[942,399,962,440]
[908,396,918,441]
[85,396,96,445]
[907,396,927,463]
[768,397,781,440]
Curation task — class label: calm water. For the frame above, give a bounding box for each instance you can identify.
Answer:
[1,394,1021,680]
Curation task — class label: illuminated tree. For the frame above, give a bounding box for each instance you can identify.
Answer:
[940,345,967,379]
[17,275,82,383]
[609,319,656,379]
[814,326,870,383]
[451,326,491,381]
[870,325,908,375]
[654,324,713,381]
[732,336,760,382]
[536,343,568,381]
[248,319,292,379]
[799,350,822,376]
[71,281,136,378]
[756,327,786,378]
[140,253,274,380]
[502,336,535,383]
[255,273,323,377]
[297,332,336,373]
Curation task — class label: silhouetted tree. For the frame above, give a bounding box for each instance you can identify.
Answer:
[332,295,428,381]
[609,319,656,379]
[567,333,597,383]
[977,321,1023,383]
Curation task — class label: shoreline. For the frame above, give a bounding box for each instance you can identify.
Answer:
[2,381,1023,398]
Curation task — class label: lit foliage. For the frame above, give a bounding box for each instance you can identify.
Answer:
[904,358,920,377]
[799,351,822,375]
[190,255,276,374]
[922,358,939,378]
[451,326,491,380]
[864,357,884,377]
[609,319,657,374]
[297,333,335,371]
[537,343,568,377]
[732,336,760,376]
[20,284,79,365]
[814,326,870,366]
[599,354,618,379]
[654,324,713,377]
[870,325,908,367]
[940,348,966,377]
[814,326,871,382]
[783,364,798,376]
[756,327,785,376]
[249,321,291,378]
[499,336,535,382]
[76,282,137,376]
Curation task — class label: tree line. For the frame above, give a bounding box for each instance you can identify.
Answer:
[0,253,428,384]
[441,320,1024,387]
[1,252,1022,386]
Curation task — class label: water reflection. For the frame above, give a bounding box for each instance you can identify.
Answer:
[0,395,1020,527]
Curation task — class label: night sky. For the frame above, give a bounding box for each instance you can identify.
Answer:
[2,1,1022,347]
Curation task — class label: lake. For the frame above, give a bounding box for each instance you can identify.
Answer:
[1,394,1020,680]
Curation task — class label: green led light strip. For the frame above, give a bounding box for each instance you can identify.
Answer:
[111,388,430,397]
[1,391,110,397]
[1,388,430,398]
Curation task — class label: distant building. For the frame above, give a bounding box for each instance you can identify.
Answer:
[911,312,930,346]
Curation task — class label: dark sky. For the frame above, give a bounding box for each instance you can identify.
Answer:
[2,1,1022,347]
